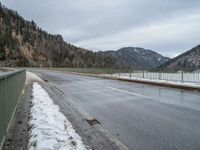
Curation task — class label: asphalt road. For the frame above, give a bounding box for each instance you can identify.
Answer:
[33,69,200,150]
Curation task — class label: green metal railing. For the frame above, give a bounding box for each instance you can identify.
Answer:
[0,69,26,149]
[47,67,200,84]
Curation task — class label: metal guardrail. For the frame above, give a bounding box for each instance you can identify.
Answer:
[0,69,26,149]
[48,67,200,84]
[115,68,200,84]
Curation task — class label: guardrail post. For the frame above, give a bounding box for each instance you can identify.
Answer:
[181,69,184,82]
[159,72,161,80]
[5,77,7,137]
[142,70,144,78]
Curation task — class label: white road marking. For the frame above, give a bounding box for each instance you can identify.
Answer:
[108,86,151,98]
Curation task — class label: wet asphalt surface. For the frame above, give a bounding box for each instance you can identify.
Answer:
[32,69,200,150]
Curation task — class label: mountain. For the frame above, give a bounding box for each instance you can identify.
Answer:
[0,3,169,68]
[106,47,170,68]
[0,3,116,67]
[160,45,200,69]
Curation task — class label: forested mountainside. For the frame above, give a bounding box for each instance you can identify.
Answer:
[160,45,200,69]
[0,3,116,67]
[0,3,170,68]
[107,47,170,68]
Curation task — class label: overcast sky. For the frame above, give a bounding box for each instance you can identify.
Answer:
[1,0,200,57]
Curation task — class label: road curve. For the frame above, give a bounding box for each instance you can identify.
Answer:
[32,69,200,150]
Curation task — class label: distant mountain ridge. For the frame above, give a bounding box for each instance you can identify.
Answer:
[0,2,169,68]
[160,45,200,69]
[106,47,170,68]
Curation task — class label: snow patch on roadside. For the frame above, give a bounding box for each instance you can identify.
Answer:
[26,72,42,84]
[28,82,89,150]
[107,74,200,88]
[120,75,200,87]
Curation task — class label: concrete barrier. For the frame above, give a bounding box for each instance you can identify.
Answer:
[0,69,26,149]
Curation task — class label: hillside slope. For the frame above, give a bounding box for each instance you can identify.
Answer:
[0,3,169,68]
[107,47,170,68]
[160,45,200,69]
[0,3,116,67]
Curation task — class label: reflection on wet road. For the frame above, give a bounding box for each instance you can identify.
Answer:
[33,69,200,150]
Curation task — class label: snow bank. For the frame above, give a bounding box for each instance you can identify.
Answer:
[111,72,200,85]
[26,71,42,84]
[29,82,88,150]
[110,74,200,88]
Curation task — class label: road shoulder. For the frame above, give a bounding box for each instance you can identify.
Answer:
[41,81,128,150]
